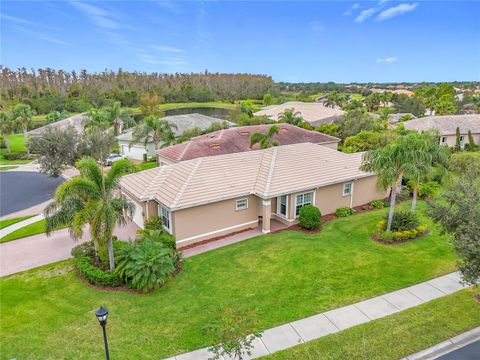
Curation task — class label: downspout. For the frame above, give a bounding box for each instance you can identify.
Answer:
[349,180,355,208]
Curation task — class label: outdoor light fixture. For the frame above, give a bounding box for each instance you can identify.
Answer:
[95,306,110,360]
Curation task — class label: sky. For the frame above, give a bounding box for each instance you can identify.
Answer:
[1,0,479,83]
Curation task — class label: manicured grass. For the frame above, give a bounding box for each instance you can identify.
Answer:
[0,201,456,359]
[0,165,18,171]
[0,215,35,229]
[136,161,157,171]
[0,219,66,243]
[130,101,263,114]
[268,289,480,360]
[0,133,31,165]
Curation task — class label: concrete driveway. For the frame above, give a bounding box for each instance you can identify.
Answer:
[0,171,64,217]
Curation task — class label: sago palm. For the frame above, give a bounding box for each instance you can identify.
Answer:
[249,125,280,149]
[44,157,135,270]
[130,115,177,165]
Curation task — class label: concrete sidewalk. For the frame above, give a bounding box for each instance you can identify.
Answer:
[0,213,44,238]
[167,272,470,360]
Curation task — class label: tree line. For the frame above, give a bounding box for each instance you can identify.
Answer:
[0,67,275,115]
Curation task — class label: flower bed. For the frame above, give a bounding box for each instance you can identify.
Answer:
[373,218,429,245]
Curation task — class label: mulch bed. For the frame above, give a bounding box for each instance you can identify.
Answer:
[178,228,253,250]
[73,260,183,294]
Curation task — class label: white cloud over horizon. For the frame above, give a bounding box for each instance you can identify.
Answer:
[377,56,398,64]
[377,3,418,21]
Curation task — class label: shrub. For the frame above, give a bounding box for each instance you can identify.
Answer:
[335,207,355,217]
[418,181,441,199]
[385,210,420,232]
[298,205,322,230]
[3,152,30,161]
[115,240,175,291]
[74,256,123,287]
[369,200,385,209]
[71,241,96,258]
[144,215,163,231]
[137,229,176,249]
[397,188,411,201]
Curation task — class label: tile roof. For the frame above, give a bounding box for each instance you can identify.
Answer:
[117,113,234,141]
[402,114,480,135]
[29,113,88,136]
[157,123,340,162]
[119,143,371,211]
[253,101,345,125]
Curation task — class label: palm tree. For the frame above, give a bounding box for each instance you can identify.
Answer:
[361,135,427,231]
[404,132,450,212]
[44,158,135,270]
[105,101,134,135]
[0,111,15,153]
[249,125,280,149]
[324,92,340,109]
[84,108,110,132]
[278,109,303,126]
[130,115,177,165]
[12,104,35,156]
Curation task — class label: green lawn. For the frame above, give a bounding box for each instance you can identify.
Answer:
[135,161,157,171]
[268,289,480,360]
[0,219,66,243]
[0,215,35,229]
[130,101,263,114]
[0,201,456,359]
[0,133,31,165]
[0,165,18,171]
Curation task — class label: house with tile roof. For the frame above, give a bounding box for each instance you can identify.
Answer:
[156,123,340,165]
[119,143,386,246]
[402,114,480,148]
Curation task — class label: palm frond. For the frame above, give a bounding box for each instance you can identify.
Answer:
[55,177,100,203]
[75,157,104,189]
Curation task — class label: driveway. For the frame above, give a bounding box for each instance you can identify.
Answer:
[0,221,140,277]
[0,171,64,217]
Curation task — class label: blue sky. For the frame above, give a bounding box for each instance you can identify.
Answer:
[1,1,479,82]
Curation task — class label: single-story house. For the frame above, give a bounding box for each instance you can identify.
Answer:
[117,113,234,160]
[156,123,340,165]
[253,101,345,127]
[119,143,386,247]
[29,113,87,136]
[402,114,480,148]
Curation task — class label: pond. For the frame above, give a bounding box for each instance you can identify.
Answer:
[134,107,233,121]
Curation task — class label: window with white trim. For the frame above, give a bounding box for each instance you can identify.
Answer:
[235,198,248,211]
[158,204,171,232]
[441,136,448,145]
[278,195,288,217]
[295,192,313,217]
[343,182,353,196]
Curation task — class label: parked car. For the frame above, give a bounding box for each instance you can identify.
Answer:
[101,154,125,166]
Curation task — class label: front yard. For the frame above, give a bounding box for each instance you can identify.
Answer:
[0,201,458,359]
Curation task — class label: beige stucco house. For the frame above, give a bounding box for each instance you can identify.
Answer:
[402,114,480,148]
[119,143,386,247]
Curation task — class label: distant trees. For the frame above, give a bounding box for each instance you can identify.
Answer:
[392,94,425,117]
[314,123,340,137]
[12,104,35,156]
[249,125,280,149]
[342,130,397,153]
[415,84,458,115]
[0,111,14,153]
[334,108,377,138]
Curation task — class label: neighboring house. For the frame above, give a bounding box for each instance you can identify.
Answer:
[156,124,341,165]
[371,112,416,124]
[402,114,480,148]
[119,143,386,247]
[117,113,233,160]
[253,101,345,127]
[29,113,87,136]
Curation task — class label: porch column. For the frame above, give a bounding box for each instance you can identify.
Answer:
[262,200,271,234]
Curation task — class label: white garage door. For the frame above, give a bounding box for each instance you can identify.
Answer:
[120,143,147,161]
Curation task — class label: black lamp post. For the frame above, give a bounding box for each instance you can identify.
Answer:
[95,306,110,360]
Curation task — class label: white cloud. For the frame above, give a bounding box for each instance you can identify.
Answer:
[8,25,74,47]
[344,3,360,16]
[354,7,377,23]
[310,21,325,32]
[377,3,418,21]
[156,0,182,13]
[377,57,398,64]
[150,45,185,53]
[70,1,119,29]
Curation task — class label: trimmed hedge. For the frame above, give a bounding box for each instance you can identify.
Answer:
[74,256,123,287]
[335,207,355,217]
[369,200,385,209]
[375,221,428,243]
[298,205,322,230]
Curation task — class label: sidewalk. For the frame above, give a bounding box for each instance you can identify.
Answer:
[166,272,470,360]
[0,213,44,238]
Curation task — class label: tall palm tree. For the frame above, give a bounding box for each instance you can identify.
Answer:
[278,109,303,126]
[403,132,450,212]
[44,158,135,270]
[361,135,426,231]
[105,101,134,135]
[249,125,280,149]
[130,115,177,165]
[84,108,110,132]
[0,111,15,153]
[12,104,35,156]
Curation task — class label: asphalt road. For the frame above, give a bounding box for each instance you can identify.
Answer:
[0,171,64,216]
[438,340,480,359]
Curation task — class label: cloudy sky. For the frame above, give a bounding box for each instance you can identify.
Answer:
[1,1,479,82]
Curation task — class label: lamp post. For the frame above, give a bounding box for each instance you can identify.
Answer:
[95,306,110,360]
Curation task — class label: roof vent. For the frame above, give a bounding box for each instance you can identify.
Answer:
[209,143,220,149]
